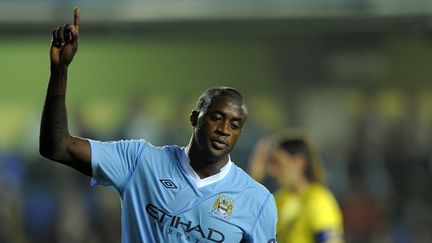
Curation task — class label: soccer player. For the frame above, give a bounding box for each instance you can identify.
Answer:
[39,7,277,242]
[249,133,343,243]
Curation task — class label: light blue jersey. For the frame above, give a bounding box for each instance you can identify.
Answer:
[90,139,277,243]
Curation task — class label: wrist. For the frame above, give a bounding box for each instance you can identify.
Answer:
[50,63,68,78]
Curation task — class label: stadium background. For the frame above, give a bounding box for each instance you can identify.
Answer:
[1,0,432,242]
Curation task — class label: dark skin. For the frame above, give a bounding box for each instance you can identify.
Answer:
[39,7,248,178]
[188,96,248,178]
[40,7,92,176]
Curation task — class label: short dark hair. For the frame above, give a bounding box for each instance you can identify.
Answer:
[195,87,246,113]
[276,132,325,184]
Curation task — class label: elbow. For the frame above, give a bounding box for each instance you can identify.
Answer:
[39,134,51,159]
[39,140,63,161]
[39,139,48,158]
[39,132,69,161]
[39,145,56,160]
[39,133,75,163]
[39,136,50,158]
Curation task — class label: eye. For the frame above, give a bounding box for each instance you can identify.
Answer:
[210,113,223,122]
[230,121,241,130]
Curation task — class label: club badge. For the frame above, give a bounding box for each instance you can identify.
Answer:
[212,193,233,219]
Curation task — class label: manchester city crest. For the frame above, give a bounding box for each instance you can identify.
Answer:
[212,193,233,219]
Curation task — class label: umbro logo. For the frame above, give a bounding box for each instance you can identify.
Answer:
[159,179,177,189]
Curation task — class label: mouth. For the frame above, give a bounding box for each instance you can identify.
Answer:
[210,138,228,150]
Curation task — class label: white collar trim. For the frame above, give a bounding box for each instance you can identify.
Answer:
[182,146,232,188]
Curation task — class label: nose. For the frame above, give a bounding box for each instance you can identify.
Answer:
[216,121,230,136]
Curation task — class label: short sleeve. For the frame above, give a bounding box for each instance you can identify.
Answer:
[249,193,278,243]
[309,189,344,243]
[89,139,148,192]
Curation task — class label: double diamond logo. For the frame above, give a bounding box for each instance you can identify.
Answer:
[159,179,178,189]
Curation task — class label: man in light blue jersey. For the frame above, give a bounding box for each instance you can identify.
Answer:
[40,7,277,242]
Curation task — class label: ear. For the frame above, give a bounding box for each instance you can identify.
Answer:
[190,110,199,127]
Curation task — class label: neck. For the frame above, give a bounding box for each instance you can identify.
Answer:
[291,177,310,194]
[187,139,229,179]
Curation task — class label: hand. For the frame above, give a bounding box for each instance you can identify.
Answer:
[248,137,272,182]
[50,7,80,68]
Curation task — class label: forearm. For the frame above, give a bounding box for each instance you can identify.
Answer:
[39,65,71,160]
[40,7,92,175]
[47,64,68,96]
[40,65,92,175]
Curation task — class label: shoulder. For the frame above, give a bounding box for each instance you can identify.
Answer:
[231,164,272,196]
[304,185,343,234]
[88,139,150,158]
[306,183,338,206]
[304,184,342,223]
[119,139,183,157]
[138,142,184,165]
[229,164,275,213]
[228,166,277,239]
[89,139,183,161]
[89,138,152,151]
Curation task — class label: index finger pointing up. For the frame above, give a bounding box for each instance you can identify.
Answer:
[74,7,80,32]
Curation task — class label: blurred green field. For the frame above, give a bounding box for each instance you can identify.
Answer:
[1,36,279,101]
[2,32,432,148]
[0,35,281,147]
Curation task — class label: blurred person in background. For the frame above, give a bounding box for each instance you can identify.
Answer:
[249,131,344,243]
[39,7,277,242]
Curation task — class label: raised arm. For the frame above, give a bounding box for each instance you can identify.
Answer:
[248,138,272,182]
[39,7,92,176]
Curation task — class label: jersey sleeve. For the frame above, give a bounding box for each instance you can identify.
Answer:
[89,139,148,192]
[249,193,278,243]
[309,189,344,243]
